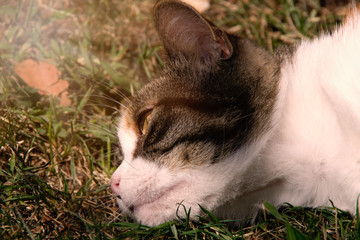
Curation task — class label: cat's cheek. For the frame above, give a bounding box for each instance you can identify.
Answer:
[128,168,223,226]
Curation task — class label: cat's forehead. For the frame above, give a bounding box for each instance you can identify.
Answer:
[131,74,206,111]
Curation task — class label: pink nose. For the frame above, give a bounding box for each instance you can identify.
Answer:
[110,178,121,197]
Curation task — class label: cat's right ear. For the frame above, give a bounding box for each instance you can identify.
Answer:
[153,0,233,69]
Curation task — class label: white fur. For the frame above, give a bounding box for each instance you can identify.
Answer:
[261,11,360,212]
[111,12,360,226]
[180,0,210,13]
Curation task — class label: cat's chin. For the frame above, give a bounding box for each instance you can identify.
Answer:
[115,197,177,227]
[115,181,202,227]
[131,198,187,227]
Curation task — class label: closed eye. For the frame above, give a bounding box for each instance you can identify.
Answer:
[137,109,153,135]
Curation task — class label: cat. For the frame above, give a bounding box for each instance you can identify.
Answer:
[180,0,210,12]
[110,0,360,227]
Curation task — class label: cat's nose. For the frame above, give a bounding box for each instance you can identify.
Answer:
[110,178,122,198]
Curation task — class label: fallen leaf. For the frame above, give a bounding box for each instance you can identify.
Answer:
[14,59,71,106]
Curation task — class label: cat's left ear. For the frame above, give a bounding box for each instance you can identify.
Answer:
[153,0,233,68]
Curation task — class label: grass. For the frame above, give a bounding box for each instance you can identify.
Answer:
[0,0,358,239]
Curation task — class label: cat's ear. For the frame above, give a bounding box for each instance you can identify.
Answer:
[153,0,233,67]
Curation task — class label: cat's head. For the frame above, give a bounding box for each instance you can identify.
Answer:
[111,0,280,226]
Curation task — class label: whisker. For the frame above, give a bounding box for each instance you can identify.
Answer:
[81,76,133,103]
[75,121,117,136]
[73,94,128,112]
[85,94,125,107]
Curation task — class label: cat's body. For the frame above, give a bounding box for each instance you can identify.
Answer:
[111,0,360,226]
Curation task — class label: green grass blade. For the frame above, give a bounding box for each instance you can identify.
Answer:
[263,201,286,222]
